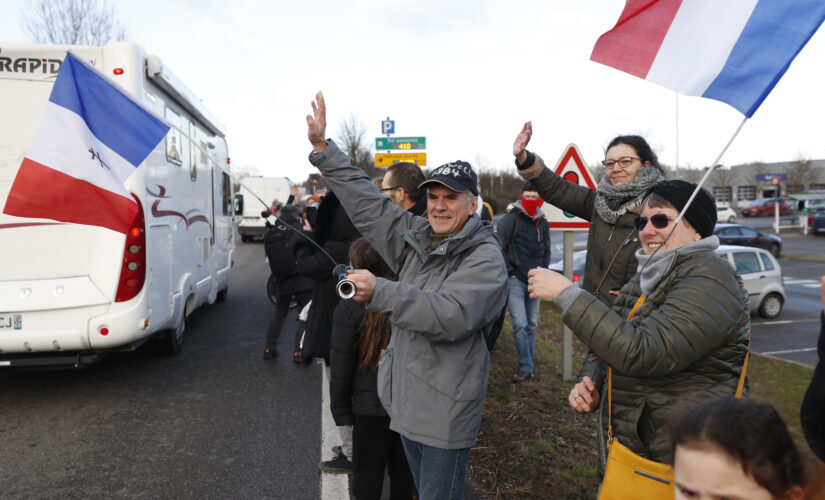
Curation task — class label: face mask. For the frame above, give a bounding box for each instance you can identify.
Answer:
[520,195,544,217]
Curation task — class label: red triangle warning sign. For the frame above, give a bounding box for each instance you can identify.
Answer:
[542,144,597,230]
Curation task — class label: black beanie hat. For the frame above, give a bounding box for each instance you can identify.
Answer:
[642,180,717,238]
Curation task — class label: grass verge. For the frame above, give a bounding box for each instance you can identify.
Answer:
[467,303,816,499]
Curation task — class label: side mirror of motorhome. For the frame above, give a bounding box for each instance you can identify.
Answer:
[234,194,244,214]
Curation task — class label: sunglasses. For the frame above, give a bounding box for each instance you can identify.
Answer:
[634,214,672,231]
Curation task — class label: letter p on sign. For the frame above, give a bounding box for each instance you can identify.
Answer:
[382,119,395,135]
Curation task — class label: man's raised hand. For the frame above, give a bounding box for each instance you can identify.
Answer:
[513,121,533,164]
[306,91,327,153]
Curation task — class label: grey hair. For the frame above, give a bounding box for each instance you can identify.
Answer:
[425,187,476,202]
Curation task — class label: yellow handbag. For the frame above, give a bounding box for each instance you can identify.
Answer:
[597,295,750,500]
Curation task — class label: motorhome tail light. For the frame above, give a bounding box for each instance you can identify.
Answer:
[113,68,124,75]
[226,157,231,164]
[115,195,146,302]
[99,327,109,336]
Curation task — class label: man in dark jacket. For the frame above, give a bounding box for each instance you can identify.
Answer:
[496,183,551,382]
[263,204,313,359]
[381,162,427,216]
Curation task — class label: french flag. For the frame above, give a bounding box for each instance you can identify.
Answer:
[591,0,825,117]
[2,53,169,234]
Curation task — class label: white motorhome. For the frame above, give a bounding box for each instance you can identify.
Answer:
[235,176,291,242]
[0,42,235,368]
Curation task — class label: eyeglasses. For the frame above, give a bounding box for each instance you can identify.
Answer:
[380,186,401,192]
[634,214,672,231]
[601,157,641,169]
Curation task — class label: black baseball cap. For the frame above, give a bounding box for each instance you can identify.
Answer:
[419,161,479,196]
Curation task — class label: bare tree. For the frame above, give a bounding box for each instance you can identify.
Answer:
[711,165,736,203]
[787,153,817,193]
[23,0,127,46]
[336,113,381,178]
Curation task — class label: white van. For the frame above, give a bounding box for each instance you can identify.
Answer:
[0,42,235,367]
[235,176,291,242]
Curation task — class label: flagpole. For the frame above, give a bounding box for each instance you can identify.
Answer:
[672,115,749,227]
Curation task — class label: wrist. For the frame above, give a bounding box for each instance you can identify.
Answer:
[312,140,327,153]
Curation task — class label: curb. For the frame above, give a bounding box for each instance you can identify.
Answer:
[781,254,825,264]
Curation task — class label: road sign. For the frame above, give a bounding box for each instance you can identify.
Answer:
[375,137,426,150]
[375,152,427,167]
[771,176,780,186]
[543,144,596,230]
[381,118,395,135]
[757,173,788,182]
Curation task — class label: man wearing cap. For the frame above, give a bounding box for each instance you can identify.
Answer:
[306,92,507,499]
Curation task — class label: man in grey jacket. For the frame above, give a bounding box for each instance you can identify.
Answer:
[306,92,507,500]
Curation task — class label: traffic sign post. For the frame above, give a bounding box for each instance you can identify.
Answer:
[542,144,596,381]
[375,152,427,167]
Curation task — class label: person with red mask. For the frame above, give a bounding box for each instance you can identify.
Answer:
[496,183,551,382]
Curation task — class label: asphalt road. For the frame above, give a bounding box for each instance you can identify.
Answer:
[0,242,323,499]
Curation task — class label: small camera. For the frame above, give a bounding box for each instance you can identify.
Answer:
[333,264,356,299]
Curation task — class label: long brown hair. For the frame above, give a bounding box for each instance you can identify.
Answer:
[349,238,394,374]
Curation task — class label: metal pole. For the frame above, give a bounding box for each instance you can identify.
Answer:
[562,231,574,381]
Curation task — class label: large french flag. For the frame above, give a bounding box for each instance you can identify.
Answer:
[591,0,825,117]
[2,53,169,234]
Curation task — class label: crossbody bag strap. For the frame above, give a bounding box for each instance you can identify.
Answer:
[593,229,636,298]
[735,326,751,398]
[607,293,647,441]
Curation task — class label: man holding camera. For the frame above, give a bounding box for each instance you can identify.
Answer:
[306,92,507,499]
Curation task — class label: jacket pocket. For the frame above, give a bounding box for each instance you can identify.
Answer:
[377,346,393,411]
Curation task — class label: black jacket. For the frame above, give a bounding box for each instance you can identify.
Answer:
[292,192,360,364]
[264,214,312,297]
[329,299,388,426]
[496,203,551,283]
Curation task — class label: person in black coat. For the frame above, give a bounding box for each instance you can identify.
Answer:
[263,204,313,359]
[291,191,360,365]
[330,238,414,499]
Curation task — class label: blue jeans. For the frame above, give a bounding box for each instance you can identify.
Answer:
[400,436,470,500]
[508,276,540,372]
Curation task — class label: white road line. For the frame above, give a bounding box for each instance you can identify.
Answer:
[782,279,819,285]
[752,318,821,326]
[321,363,349,500]
[761,348,818,355]
[803,283,823,288]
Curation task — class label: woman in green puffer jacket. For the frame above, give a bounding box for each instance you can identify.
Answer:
[526,180,750,463]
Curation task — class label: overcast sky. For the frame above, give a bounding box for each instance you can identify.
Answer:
[3,0,825,182]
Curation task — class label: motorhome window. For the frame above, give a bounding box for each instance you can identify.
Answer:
[189,122,197,181]
[164,107,182,166]
[222,172,232,215]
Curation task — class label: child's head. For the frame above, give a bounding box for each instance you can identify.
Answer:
[670,397,806,500]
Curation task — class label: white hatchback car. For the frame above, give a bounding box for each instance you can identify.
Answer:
[715,244,785,318]
[717,205,737,223]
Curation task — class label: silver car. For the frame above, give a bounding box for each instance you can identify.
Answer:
[715,245,785,319]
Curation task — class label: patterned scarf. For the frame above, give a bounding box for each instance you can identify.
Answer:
[593,167,666,224]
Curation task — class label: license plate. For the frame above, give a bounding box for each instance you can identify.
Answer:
[0,313,22,330]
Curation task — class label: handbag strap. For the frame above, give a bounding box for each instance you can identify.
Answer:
[607,300,752,440]
[593,229,635,298]
[607,293,646,441]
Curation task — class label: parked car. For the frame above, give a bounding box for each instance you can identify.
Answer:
[716,245,785,318]
[548,249,587,282]
[549,245,786,318]
[812,208,825,236]
[740,198,790,217]
[717,205,737,223]
[713,223,782,257]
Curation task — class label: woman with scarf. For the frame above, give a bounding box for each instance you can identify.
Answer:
[511,122,665,470]
[526,180,749,466]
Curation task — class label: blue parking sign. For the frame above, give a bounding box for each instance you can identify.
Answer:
[381,118,395,135]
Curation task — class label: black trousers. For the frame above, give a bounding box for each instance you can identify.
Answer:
[265,290,311,352]
[352,415,414,500]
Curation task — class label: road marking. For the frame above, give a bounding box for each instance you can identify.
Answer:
[761,348,817,355]
[752,318,821,326]
[783,278,822,286]
[321,363,349,499]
